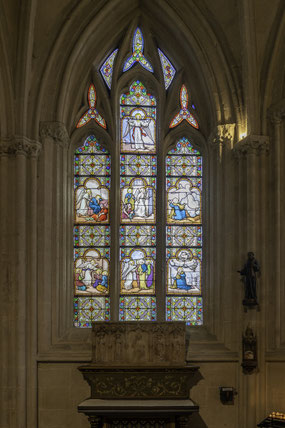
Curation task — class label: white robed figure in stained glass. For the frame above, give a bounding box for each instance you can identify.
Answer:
[121,258,137,290]
[134,186,149,217]
[76,187,91,217]
[121,178,155,223]
[122,108,154,151]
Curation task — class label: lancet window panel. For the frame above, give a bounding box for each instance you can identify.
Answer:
[119,80,157,321]
[73,135,111,327]
[165,137,203,325]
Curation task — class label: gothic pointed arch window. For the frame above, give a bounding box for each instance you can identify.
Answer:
[73,27,202,327]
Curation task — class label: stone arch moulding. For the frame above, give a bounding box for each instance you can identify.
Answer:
[35,1,242,138]
[0,8,15,137]
[37,2,240,363]
[264,3,285,357]
[261,0,285,133]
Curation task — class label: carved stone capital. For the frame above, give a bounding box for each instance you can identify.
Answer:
[0,136,42,157]
[210,123,236,148]
[233,135,269,158]
[40,121,70,148]
[267,98,285,124]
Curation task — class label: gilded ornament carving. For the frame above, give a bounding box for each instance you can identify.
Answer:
[40,121,70,148]
[233,135,269,158]
[0,136,41,157]
[212,124,235,147]
[81,369,192,399]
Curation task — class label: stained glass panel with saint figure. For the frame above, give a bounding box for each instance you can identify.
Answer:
[120,81,156,154]
[120,177,156,224]
[120,248,156,295]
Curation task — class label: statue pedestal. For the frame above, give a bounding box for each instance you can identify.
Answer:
[78,322,200,427]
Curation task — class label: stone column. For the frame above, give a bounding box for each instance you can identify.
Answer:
[266,100,285,354]
[0,136,41,428]
[209,124,235,341]
[38,122,70,351]
[233,135,269,428]
[272,117,282,350]
[239,0,260,135]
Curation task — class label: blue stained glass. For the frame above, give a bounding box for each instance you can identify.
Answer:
[100,49,118,89]
[123,28,153,73]
[158,48,176,89]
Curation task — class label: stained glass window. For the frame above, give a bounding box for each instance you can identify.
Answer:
[123,28,153,73]
[74,135,111,327]
[100,49,118,89]
[170,85,198,129]
[120,296,156,321]
[119,81,157,321]
[74,30,204,327]
[76,84,106,129]
[158,48,176,89]
[165,137,203,325]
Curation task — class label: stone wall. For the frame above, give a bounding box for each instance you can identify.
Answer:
[1,1,285,428]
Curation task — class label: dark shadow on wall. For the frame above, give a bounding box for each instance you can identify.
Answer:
[189,368,204,389]
[188,369,207,427]
[189,412,208,427]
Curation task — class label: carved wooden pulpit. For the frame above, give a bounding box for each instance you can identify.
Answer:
[78,322,200,427]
